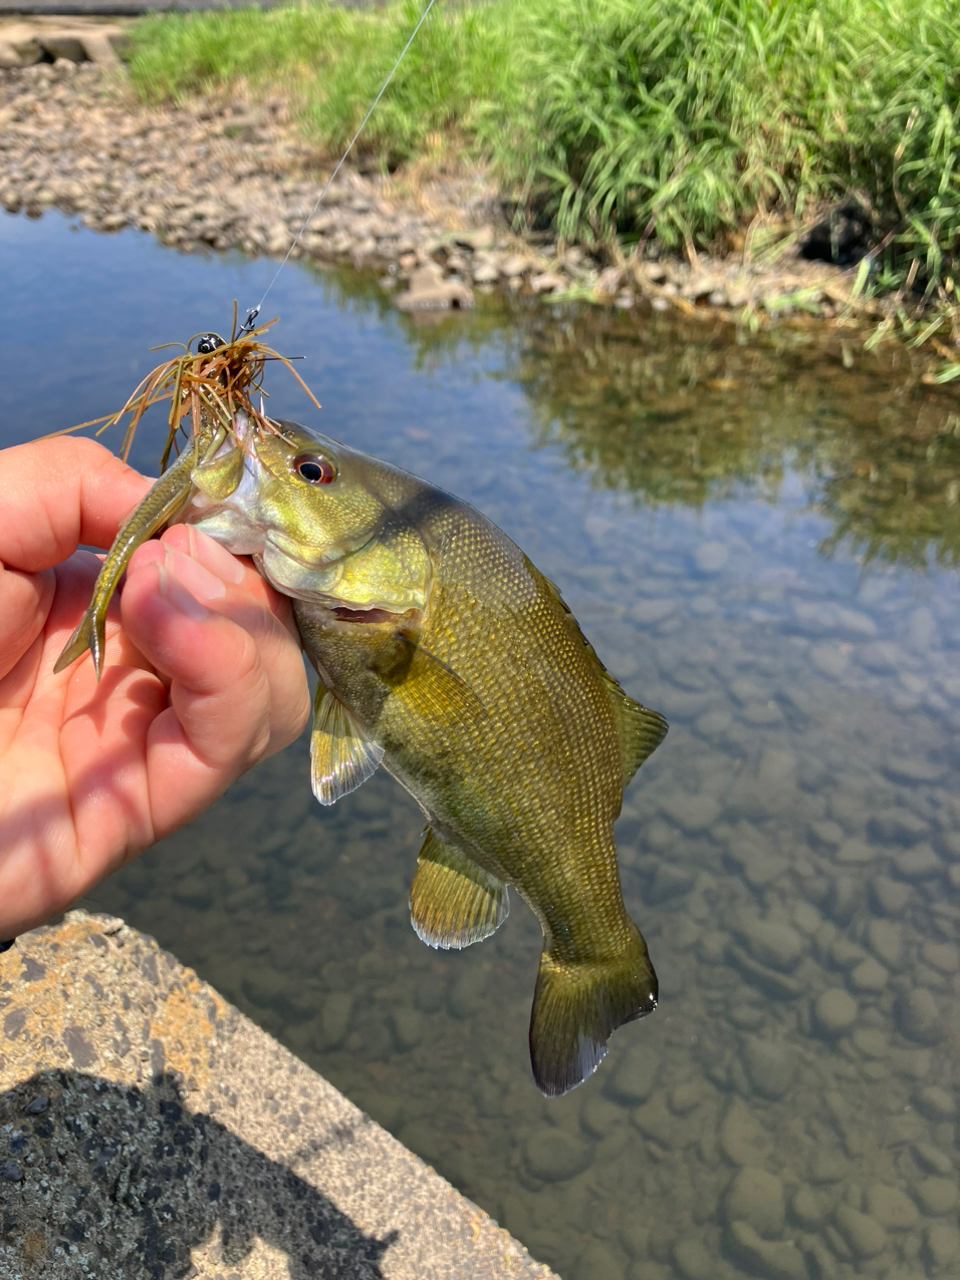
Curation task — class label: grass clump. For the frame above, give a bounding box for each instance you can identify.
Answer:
[507,0,960,284]
[127,0,960,297]
[127,1,518,166]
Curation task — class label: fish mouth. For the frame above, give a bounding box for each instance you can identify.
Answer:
[330,605,410,624]
[327,601,419,627]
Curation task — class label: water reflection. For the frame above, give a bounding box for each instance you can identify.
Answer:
[317,271,960,570]
[3,214,958,1280]
[504,305,960,570]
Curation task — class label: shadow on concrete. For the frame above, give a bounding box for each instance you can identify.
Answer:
[0,1068,398,1278]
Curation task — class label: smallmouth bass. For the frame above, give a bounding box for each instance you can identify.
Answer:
[60,413,668,1096]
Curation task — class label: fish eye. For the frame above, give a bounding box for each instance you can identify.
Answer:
[294,453,337,485]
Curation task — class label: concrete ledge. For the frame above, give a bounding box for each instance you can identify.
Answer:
[0,912,559,1280]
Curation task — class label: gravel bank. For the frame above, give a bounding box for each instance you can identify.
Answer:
[0,58,873,322]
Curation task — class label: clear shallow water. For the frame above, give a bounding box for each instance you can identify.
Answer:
[4,212,959,1280]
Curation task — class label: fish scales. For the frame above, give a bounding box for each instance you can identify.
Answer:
[57,414,668,1096]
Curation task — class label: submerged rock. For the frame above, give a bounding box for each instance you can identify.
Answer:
[814,988,858,1037]
[724,1166,785,1238]
[895,988,943,1044]
[913,1086,956,1122]
[524,1128,592,1183]
[914,1177,958,1216]
[741,1036,796,1100]
[726,1220,806,1279]
[719,1098,771,1166]
[604,1044,659,1105]
[865,1183,919,1230]
[833,1204,888,1259]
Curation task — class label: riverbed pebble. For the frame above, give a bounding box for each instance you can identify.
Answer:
[320,991,353,1049]
[726,1221,806,1279]
[867,917,904,966]
[849,957,888,993]
[836,836,875,864]
[865,1182,919,1229]
[809,642,849,678]
[671,1239,712,1280]
[883,754,945,784]
[892,842,942,880]
[926,1223,960,1269]
[790,1186,825,1227]
[814,988,858,1036]
[921,940,960,973]
[604,1044,659,1105]
[913,1142,953,1175]
[851,1027,888,1058]
[894,988,943,1044]
[659,792,721,833]
[694,542,728,573]
[524,1128,592,1182]
[719,1098,771,1166]
[388,1006,424,1052]
[832,1204,887,1258]
[869,875,912,917]
[913,1086,956,1122]
[914,1177,958,1216]
[724,1166,785,1237]
[741,1036,796,1099]
[738,916,804,971]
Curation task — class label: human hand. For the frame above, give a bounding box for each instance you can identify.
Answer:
[0,437,310,941]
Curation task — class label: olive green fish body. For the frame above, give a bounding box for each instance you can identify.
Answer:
[188,421,667,1096]
[295,496,665,1095]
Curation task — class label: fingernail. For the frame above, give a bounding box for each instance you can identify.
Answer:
[164,544,227,602]
[187,527,246,584]
[156,562,211,623]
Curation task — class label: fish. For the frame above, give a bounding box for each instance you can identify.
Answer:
[59,412,668,1096]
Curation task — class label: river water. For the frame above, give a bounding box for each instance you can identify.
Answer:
[3,211,958,1280]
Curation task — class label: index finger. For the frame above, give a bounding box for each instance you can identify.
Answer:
[0,437,152,573]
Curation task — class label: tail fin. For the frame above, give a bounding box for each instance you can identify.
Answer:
[529,927,657,1098]
[54,612,103,677]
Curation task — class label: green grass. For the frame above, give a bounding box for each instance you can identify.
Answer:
[127,1,518,166]
[127,0,960,295]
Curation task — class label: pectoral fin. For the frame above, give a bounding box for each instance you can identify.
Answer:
[410,828,508,949]
[309,683,384,806]
[378,634,485,731]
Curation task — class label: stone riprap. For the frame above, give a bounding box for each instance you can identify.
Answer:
[0,14,127,66]
[0,57,869,320]
[0,911,558,1280]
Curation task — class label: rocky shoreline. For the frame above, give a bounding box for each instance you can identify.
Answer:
[1,55,880,323]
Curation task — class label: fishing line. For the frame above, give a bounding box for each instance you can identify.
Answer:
[238,0,440,336]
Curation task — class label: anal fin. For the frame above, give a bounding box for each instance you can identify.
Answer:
[310,683,384,806]
[410,828,508,950]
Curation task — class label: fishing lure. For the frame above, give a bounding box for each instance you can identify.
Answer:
[53,313,320,678]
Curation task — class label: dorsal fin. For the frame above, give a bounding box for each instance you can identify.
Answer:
[537,568,668,786]
[601,671,668,787]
